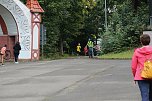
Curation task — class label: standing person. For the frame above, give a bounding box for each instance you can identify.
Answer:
[13,42,21,64]
[84,45,88,56]
[87,39,94,58]
[131,34,152,101]
[0,44,7,66]
[76,43,81,56]
[94,44,101,56]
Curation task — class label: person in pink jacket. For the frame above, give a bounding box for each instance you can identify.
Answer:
[132,34,152,101]
[0,44,7,66]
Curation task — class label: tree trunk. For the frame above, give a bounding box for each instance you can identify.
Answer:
[60,38,64,55]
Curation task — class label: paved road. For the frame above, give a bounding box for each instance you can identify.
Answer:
[0,59,140,101]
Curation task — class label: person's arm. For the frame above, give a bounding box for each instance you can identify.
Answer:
[13,45,15,49]
[19,45,21,50]
[131,51,137,77]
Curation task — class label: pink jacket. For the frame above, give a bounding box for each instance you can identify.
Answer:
[131,45,152,80]
[1,47,6,54]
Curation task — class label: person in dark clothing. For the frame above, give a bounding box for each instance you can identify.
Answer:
[13,42,21,63]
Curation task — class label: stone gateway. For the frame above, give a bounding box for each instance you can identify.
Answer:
[0,0,44,60]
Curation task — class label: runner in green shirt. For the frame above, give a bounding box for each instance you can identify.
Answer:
[87,39,94,58]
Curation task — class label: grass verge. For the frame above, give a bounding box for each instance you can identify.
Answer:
[40,54,76,61]
[98,49,134,59]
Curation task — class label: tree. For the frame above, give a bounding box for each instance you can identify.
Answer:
[19,0,150,56]
[101,0,149,53]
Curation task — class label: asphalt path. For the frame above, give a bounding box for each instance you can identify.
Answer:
[0,58,140,101]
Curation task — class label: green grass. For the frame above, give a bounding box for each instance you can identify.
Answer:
[40,53,76,61]
[99,49,134,59]
[40,50,134,60]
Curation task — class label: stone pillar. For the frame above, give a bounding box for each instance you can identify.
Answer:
[31,13,42,60]
[26,0,44,60]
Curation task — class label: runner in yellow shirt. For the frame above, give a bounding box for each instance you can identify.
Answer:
[76,43,81,56]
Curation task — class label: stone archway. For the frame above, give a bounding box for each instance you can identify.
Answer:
[0,0,32,59]
[0,15,8,35]
[0,5,17,57]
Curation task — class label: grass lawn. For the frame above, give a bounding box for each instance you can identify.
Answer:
[98,49,134,59]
